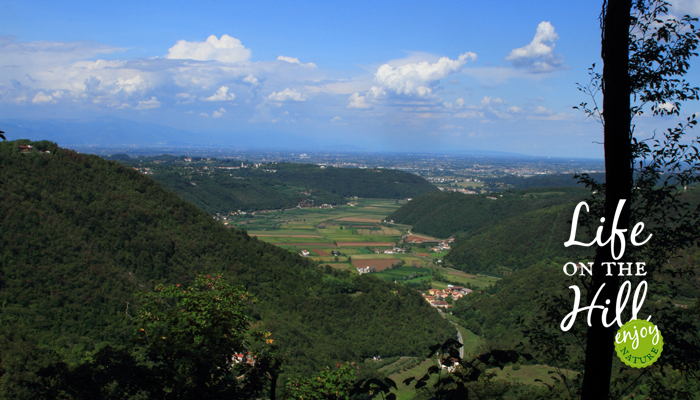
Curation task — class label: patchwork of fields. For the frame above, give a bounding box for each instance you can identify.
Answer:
[229,198,505,398]
[226,198,498,290]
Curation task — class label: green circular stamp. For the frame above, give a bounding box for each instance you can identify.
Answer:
[614,319,663,368]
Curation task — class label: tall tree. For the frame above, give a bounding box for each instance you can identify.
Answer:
[579,1,700,398]
[580,1,632,398]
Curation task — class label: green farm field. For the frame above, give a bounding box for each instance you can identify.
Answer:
[234,198,499,289]
[386,359,439,400]
[487,364,579,386]
[243,200,404,249]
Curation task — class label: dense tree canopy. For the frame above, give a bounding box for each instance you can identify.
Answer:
[0,140,453,397]
[387,187,590,239]
[115,156,438,214]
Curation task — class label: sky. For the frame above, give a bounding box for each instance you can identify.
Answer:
[2,0,700,157]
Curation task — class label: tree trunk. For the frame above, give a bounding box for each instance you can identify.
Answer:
[581,1,632,399]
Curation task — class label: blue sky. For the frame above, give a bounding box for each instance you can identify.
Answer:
[2,0,699,157]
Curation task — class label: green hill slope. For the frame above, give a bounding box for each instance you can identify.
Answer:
[388,187,590,239]
[115,155,438,214]
[452,261,574,351]
[445,203,594,274]
[0,140,453,393]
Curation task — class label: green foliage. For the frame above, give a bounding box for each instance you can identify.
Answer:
[452,262,574,351]
[283,363,357,400]
[537,2,700,397]
[30,275,280,399]
[445,203,594,274]
[133,275,257,396]
[272,164,438,199]
[397,339,547,400]
[0,140,454,396]
[390,187,593,274]
[388,187,589,239]
[118,158,437,214]
[482,173,606,190]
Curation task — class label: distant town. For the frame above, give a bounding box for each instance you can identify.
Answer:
[111,149,605,199]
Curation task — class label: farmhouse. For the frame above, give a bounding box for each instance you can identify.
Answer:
[356,266,372,275]
[440,357,460,373]
[300,250,310,257]
[430,301,451,310]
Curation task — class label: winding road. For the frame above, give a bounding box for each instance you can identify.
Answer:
[452,321,465,359]
[440,311,465,359]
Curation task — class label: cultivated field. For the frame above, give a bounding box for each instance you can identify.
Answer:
[225,198,498,290]
[227,197,502,397]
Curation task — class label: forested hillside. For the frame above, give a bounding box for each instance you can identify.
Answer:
[114,155,437,214]
[452,261,574,351]
[388,187,590,239]
[445,202,594,274]
[0,140,453,396]
[482,172,606,191]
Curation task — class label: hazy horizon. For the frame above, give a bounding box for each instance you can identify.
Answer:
[3,1,700,158]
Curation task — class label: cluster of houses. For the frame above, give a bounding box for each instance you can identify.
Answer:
[19,144,51,154]
[422,285,474,309]
[430,242,451,253]
[374,247,406,254]
[437,187,478,195]
[356,266,376,275]
[133,167,154,175]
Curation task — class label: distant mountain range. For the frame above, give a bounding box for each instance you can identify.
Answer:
[0,118,333,150]
[0,117,552,158]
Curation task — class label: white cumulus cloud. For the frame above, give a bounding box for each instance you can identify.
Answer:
[213,107,227,118]
[32,91,54,104]
[114,75,147,95]
[278,56,300,64]
[277,55,316,67]
[670,0,700,17]
[506,22,564,73]
[444,98,466,110]
[135,96,160,110]
[204,86,236,101]
[347,92,372,109]
[167,34,251,63]
[371,52,477,98]
[267,88,305,102]
[243,74,259,85]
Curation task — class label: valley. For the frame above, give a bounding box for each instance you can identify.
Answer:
[2,141,697,399]
[234,198,500,291]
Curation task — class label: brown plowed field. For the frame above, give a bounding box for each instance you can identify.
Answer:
[417,253,431,257]
[272,243,335,247]
[336,241,394,247]
[313,249,329,256]
[351,259,397,272]
[406,235,439,242]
